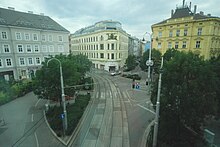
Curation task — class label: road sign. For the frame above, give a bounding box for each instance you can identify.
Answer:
[146,60,154,66]
[61,113,65,119]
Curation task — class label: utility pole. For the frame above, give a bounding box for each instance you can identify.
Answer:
[153,56,164,147]
[47,58,68,135]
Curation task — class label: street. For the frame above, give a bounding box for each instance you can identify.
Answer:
[0,92,64,147]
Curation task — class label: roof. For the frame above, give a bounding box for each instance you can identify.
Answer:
[72,20,126,36]
[0,7,69,32]
[153,7,219,26]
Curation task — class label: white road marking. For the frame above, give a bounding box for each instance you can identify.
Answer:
[137,104,155,115]
[31,114,34,122]
[34,132,39,147]
[34,99,41,107]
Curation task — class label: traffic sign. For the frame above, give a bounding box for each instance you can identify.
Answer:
[61,113,65,119]
[146,60,154,66]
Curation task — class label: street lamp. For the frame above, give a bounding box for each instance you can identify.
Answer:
[152,56,164,147]
[47,58,68,135]
[142,32,153,93]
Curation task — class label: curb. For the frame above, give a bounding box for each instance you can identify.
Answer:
[140,119,155,147]
[43,110,68,146]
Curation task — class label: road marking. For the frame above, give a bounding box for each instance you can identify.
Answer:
[34,99,41,107]
[34,132,39,147]
[31,114,34,122]
[137,104,155,115]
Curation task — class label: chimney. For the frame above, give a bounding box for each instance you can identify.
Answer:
[200,11,204,15]
[194,5,197,14]
[189,2,192,10]
[171,9,174,17]
[28,11,33,14]
[183,0,185,7]
[8,7,15,10]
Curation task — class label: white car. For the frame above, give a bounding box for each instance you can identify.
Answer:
[110,72,116,76]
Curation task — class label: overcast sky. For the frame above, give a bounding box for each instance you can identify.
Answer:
[0,0,219,39]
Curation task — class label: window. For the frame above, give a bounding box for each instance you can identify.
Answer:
[111,43,114,50]
[0,59,3,67]
[19,58,25,66]
[42,35,46,41]
[108,44,110,50]
[100,44,104,50]
[196,41,201,48]
[49,45,54,52]
[26,45,32,52]
[176,30,180,37]
[111,53,114,59]
[182,41,187,48]
[33,34,38,41]
[100,53,104,58]
[35,57,41,65]
[28,58,33,65]
[25,33,30,40]
[184,29,188,36]
[100,35,104,41]
[58,36,63,42]
[169,31,173,37]
[158,32,162,38]
[107,53,110,59]
[175,42,179,49]
[168,42,172,49]
[49,35,53,42]
[5,58,12,67]
[198,28,202,36]
[34,45,39,52]
[157,42,162,49]
[58,45,64,52]
[16,32,22,40]
[3,44,10,53]
[17,44,23,53]
[2,32,7,39]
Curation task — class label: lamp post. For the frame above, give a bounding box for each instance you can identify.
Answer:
[47,58,68,135]
[152,56,164,147]
[142,32,153,93]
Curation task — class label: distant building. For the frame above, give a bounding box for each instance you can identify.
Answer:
[0,7,69,80]
[128,36,142,57]
[151,0,220,59]
[70,20,129,72]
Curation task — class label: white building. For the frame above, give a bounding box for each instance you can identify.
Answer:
[0,7,69,80]
[70,20,129,72]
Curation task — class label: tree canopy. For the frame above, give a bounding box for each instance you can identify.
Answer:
[151,51,219,146]
[125,55,136,71]
[33,54,92,103]
[140,49,161,73]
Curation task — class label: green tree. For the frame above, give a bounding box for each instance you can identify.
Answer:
[125,55,136,71]
[151,51,218,146]
[33,54,92,103]
[140,49,161,73]
[209,55,220,117]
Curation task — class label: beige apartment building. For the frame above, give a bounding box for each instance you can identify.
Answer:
[70,20,129,72]
[0,7,69,80]
[151,1,220,59]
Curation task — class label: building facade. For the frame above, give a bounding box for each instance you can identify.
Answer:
[70,20,129,72]
[128,36,142,57]
[0,7,69,80]
[151,1,220,59]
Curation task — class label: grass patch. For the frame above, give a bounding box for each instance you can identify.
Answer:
[46,94,91,136]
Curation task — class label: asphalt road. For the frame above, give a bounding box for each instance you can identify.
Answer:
[0,92,64,147]
[68,69,155,147]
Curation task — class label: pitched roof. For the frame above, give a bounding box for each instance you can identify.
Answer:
[153,7,219,26]
[0,7,69,32]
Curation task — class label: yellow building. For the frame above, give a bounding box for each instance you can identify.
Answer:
[151,1,220,59]
[70,20,129,71]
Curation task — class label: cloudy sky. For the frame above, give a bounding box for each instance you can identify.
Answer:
[0,0,219,39]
